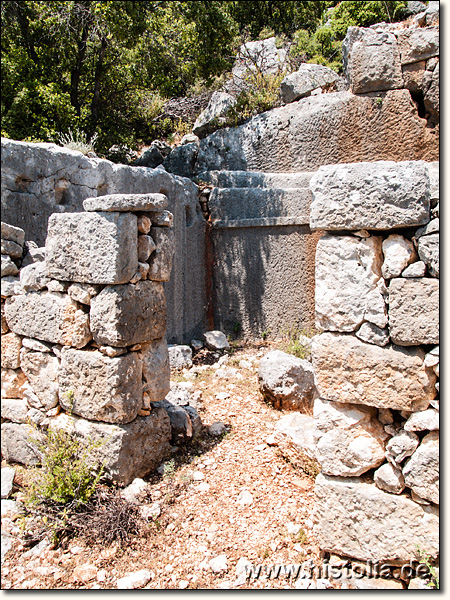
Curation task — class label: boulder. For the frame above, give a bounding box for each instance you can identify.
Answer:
[203,330,229,350]
[396,26,439,65]
[59,348,142,424]
[381,234,416,279]
[133,141,171,168]
[193,92,236,139]
[312,333,435,411]
[417,233,439,277]
[0,422,43,465]
[138,338,170,403]
[163,143,199,178]
[1,222,25,247]
[90,281,166,347]
[388,278,439,345]
[275,412,319,459]
[258,350,316,410]
[314,473,439,563]
[374,462,405,494]
[83,193,168,213]
[5,291,91,348]
[281,64,340,104]
[147,226,175,282]
[168,345,193,370]
[48,410,171,486]
[46,212,138,284]
[344,28,403,94]
[310,161,430,231]
[20,349,60,410]
[1,332,22,369]
[403,431,439,504]
[315,235,383,332]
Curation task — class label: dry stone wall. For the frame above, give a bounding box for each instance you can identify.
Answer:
[310,160,439,565]
[1,194,178,485]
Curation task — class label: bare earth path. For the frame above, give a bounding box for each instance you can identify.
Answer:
[2,342,326,590]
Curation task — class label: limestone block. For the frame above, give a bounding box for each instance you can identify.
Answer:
[396,27,439,65]
[19,349,60,411]
[417,233,439,277]
[1,255,18,278]
[1,368,27,399]
[310,161,430,231]
[168,345,193,370]
[281,64,340,103]
[388,278,439,345]
[404,408,439,432]
[275,412,319,460]
[356,322,389,347]
[312,333,435,411]
[83,193,168,212]
[374,462,405,494]
[314,398,388,476]
[148,210,173,228]
[1,422,43,465]
[1,222,25,247]
[147,228,174,282]
[1,398,29,424]
[193,92,237,138]
[402,60,426,94]
[258,350,316,410]
[5,291,92,348]
[315,235,383,332]
[386,430,419,465]
[46,212,138,284]
[345,28,403,93]
[67,283,100,305]
[19,262,50,291]
[59,348,142,424]
[22,338,52,353]
[138,338,170,403]
[48,410,171,486]
[90,281,166,347]
[381,234,416,279]
[137,235,156,262]
[1,332,22,369]
[424,62,439,120]
[402,261,426,278]
[314,473,439,563]
[1,276,21,297]
[403,431,439,504]
[1,239,22,259]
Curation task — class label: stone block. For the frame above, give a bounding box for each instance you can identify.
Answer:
[1,239,23,259]
[19,262,50,291]
[59,348,142,424]
[312,333,435,411]
[83,193,168,212]
[315,235,383,332]
[314,473,439,563]
[1,398,29,424]
[90,281,166,347]
[403,431,439,504]
[138,338,170,403]
[5,291,91,348]
[1,222,25,247]
[48,410,171,486]
[417,233,439,277]
[310,161,430,231]
[1,255,18,278]
[281,64,341,103]
[20,349,60,410]
[1,422,43,465]
[396,27,439,65]
[356,322,389,347]
[1,368,27,399]
[147,228,174,282]
[1,332,22,369]
[168,345,193,370]
[46,212,138,284]
[374,462,405,494]
[381,234,416,279]
[388,278,439,345]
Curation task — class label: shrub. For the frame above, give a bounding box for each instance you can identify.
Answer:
[58,128,98,156]
[279,324,316,360]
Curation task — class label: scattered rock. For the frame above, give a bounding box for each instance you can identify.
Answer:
[209,421,227,436]
[1,468,15,499]
[203,330,229,350]
[209,555,228,573]
[117,569,153,589]
[168,345,193,370]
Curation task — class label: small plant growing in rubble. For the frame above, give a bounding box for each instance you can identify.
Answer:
[416,547,439,589]
[58,128,98,156]
[279,324,316,360]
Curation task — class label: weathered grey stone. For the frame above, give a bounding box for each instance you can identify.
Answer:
[424,61,439,120]
[19,262,50,291]
[402,261,427,278]
[310,161,430,231]
[414,218,439,239]
[138,235,156,262]
[402,60,426,95]
[139,338,170,403]
[83,193,168,212]
[147,228,174,282]
[1,301,8,333]
[1,222,25,247]
[185,405,202,439]
[59,348,142,424]
[1,368,27,399]
[386,430,419,465]
[1,332,22,369]
[275,412,319,460]
[156,400,193,444]
[203,330,229,350]
[312,333,435,411]
[344,28,403,93]
[26,407,46,426]
[374,462,405,494]
[404,408,439,431]
[163,143,199,178]
[20,349,60,410]
[356,322,389,347]
[403,431,439,504]
[1,276,22,298]
[315,235,383,332]
[396,27,439,65]
[46,279,69,292]
[90,281,166,347]
[0,422,43,465]
[1,398,29,423]
[417,233,439,277]
[5,291,91,348]
[258,350,316,410]
[314,473,439,562]
[22,337,52,353]
[193,92,237,139]
[388,278,439,345]
[281,64,340,104]
[381,234,416,279]
[147,210,173,228]
[46,212,138,284]
[1,239,22,259]
[1,255,18,278]
[168,345,193,370]
[133,141,171,168]
[1,467,15,499]
[67,283,100,305]
[314,398,388,476]
[48,410,171,485]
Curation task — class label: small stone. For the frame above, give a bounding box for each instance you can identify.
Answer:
[138,235,156,262]
[197,482,210,492]
[266,434,278,446]
[147,227,174,282]
[403,431,439,504]
[121,478,148,503]
[209,421,226,436]
[179,580,189,589]
[20,262,50,291]
[1,398,29,423]
[117,569,153,589]
[374,462,405,494]
[404,408,439,432]
[203,330,229,350]
[386,430,419,464]
[22,338,52,353]
[209,555,228,573]
[382,234,416,279]
[46,280,70,292]
[1,332,22,369]
[148,210,174,228]
[98,345,127,357]
[67,283,99,305]
[378,409,393,425]
[402,261,427,277]
[193,471,204,481]
[73,564,98,583]
[140,502,161,520]
[418,234,439,277]
[1,255,19,278]
[168,345,193,370]
[191,339,203,351]
[356,322,389,347]
[1,468,15,499]
[138,262,149,280]
[1,222,25,247]
[137,215,152,234]
[1,238,23,259]
[237,490,254,506]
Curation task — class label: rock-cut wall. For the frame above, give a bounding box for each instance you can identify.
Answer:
[310,160,439,566]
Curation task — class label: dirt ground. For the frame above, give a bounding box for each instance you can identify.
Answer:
[1,340,329,590]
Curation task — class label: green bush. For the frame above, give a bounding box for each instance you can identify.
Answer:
[279,324,316,360]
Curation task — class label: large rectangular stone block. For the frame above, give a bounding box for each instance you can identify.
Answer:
[312,333,435,411]
[310,161,430,231]
[90,281,166,347]
[5,291,91,348]
[389,278,439,345]
[314,473,439,563]
[46,212,138,284]
[59,348,142,424]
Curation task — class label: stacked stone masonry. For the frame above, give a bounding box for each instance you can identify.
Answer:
[310,160,439,566]
[1,195,177,485]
